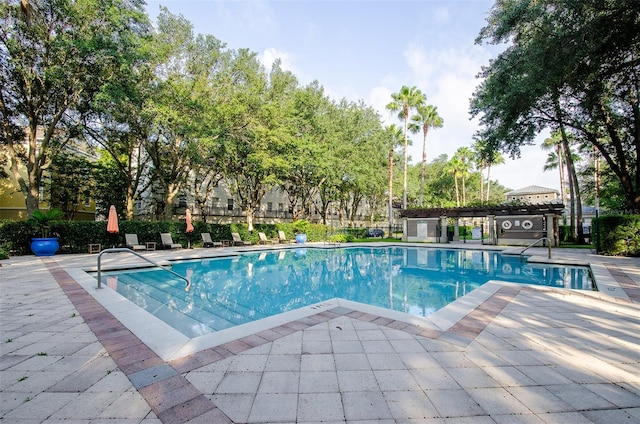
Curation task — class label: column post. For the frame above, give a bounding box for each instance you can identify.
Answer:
[545,214,557,246]
[453,218,460,241]
[488,215,496,245]
[440,215,448,243]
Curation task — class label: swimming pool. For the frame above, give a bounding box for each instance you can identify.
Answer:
[100,246,594,338]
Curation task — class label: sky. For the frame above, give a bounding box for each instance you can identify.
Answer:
[145,0,560,193]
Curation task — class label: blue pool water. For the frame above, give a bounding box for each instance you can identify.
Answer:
[100,247,595,337]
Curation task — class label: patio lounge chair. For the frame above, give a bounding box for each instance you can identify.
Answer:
[278,230,293,244]
[258,232,277,245]
[125,234,146,251]
[201,232,222,248]
[231,232,251,246]
[160,233,182,249]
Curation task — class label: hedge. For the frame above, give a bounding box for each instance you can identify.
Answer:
[594,215,640,256]
[0,220,332,256]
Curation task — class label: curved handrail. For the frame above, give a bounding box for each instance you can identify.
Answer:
[519,237,552,260]
[96,247,189,289]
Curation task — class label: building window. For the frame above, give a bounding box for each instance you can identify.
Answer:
[84,196,91,207]
[227,199,234,211]
[178,194,187,208]
[267,202,273,212]
[211,197,219,208]
[278,203,284,211]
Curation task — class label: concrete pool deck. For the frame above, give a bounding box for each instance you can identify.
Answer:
[1,243,639,423]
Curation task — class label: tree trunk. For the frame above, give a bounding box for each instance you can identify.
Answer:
[479,166,484,204]
[403,119,408,209]
[126,193,135,221]
[419,129,428,206]
[562,137,585,243]
[557,144,567,207]
[454,172,459,206]
[555,97,584,243]
[10,125,43,215]
[246,208,255,233]
[163,182,181,222]
[388,146,394,235]
[486,165,492,202]
[462,176,466,206]
[197,198,208,223]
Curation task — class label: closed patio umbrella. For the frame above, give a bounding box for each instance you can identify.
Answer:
[185,209,194,233]
[106,205,119,248]
[185,209,194,248]
[107,205,119,234]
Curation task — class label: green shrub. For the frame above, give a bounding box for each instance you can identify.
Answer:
[595,215,640,256]
[328,234,347,243]
[291,219,310,234]
[0,219,333,254]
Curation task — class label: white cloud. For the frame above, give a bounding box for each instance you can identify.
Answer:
[368,86,394,125]
[396,44,492,162]
[259,47,296,73]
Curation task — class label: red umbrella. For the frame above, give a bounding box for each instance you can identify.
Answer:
[185,209,194,233]
[106,205,119,234]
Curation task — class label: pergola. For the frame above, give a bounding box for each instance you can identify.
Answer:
[399,203,565,245]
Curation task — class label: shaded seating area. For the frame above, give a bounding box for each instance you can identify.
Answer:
[201,233,223,248]
[231,232,251,246]
[258,232,277,245]
[125,234,146,251]
[278,230,293,244]
[160,233,182,249]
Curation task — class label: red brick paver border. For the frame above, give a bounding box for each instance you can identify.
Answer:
[607,264,640,302]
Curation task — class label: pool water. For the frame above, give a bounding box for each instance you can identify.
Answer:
[100,247,595,338]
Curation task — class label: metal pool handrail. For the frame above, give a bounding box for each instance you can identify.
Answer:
[520,237,552,260]
[96,247,188,289]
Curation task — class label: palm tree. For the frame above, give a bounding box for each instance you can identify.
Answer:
[385,124,404,236]
[386,86,425,209]
[472,139,504,203]
[484,150,504,202]
[445,156,464,207]
[453,147,474,206]
[472,141,487,203]
[542,133,568,206]
[411,105,443,207]
[542,130,584,242]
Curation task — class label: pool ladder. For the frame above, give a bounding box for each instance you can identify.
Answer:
[96,247,189,289]
[519,237,552,260]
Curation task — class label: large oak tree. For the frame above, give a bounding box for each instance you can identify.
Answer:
[471,0,640,211]
[1,0,149,215]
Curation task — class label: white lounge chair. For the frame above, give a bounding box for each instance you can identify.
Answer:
[258,232,276,245]
[278,230,293,244]
[125,234,146,251]
[160,233,182,249]
[231,232,251,246]
[201,233,222,247]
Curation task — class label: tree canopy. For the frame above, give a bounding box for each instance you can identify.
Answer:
[1,2,509,225]
[0,0,150,215]
[471,0,640,209]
